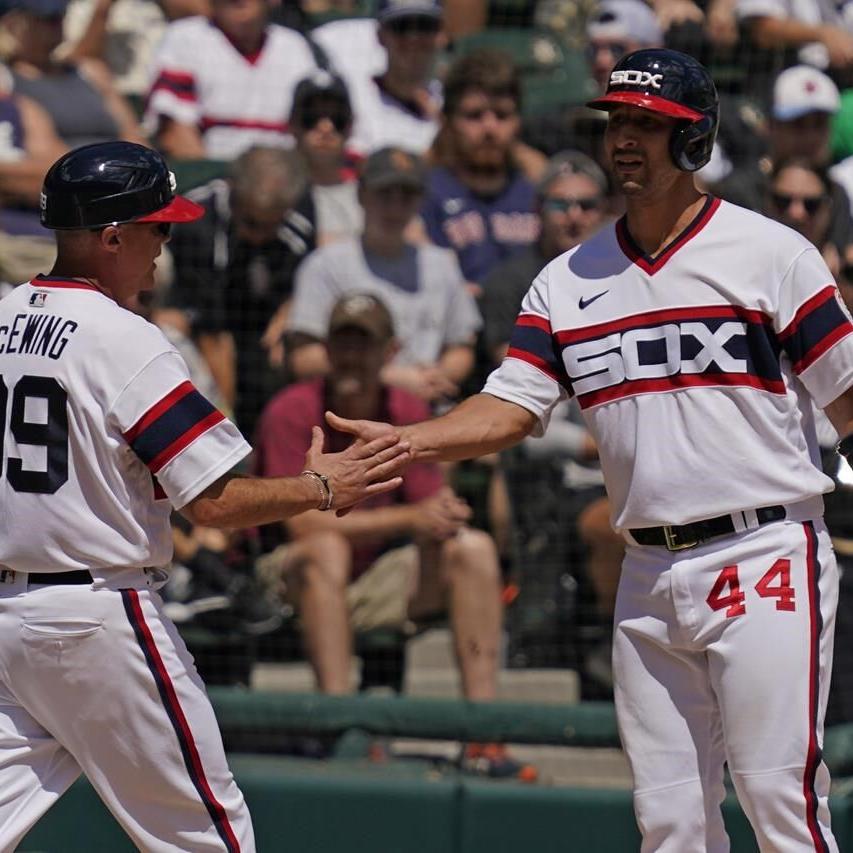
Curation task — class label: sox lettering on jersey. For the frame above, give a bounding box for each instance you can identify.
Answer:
[564,320,747,396]
[508,286,850,409]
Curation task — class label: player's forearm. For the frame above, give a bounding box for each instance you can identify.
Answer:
[287,504,419,544]
[402,393,537,462]
[181,472,321,529]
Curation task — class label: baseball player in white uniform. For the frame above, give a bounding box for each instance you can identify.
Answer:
[329,49,853,851]
[0,141,408,852]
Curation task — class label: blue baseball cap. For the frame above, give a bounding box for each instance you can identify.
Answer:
[1,0,68,16]
[377,0,442,23]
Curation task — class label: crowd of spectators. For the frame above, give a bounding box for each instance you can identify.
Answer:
[6,0,853,766]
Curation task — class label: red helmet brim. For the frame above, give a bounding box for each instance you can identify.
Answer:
[586,91,704,122]
[135,195,204,223]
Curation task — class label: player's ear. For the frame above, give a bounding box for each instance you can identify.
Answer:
[98,224,122,253]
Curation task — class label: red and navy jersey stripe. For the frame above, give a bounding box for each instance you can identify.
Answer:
[507,314,571,390]
[149,69,197,103]
[122,590,241,852]
[199,116,288,134]
[779,286,853,374]
[507,292,853,408]
[123,381,224,474]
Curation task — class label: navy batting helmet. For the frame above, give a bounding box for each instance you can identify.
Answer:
[587,48,719,172]
[40,141,204,230]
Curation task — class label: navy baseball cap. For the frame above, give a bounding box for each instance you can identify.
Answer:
[377,0,442,23]
[1,0,68,16]
[290,70,352,123]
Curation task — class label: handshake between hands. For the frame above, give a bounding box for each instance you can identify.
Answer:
[300,411,408,515]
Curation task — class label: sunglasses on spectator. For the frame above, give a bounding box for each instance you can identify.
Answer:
[384,15,441,35]
[770,192,825,215]
[841,264,853,283]
[298,109,350,133]
[542,196,602,213]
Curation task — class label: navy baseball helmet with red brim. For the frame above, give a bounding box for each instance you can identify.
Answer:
[587,47,719,172]
[40,141,204,230]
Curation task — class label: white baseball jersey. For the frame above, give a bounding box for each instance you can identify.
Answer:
[0,276,251,577]
[346,76,440,156]
[484,196,853,530]
[144,17,318,160]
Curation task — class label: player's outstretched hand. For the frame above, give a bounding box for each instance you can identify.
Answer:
[325,411,399,445]
[303,425,409,512]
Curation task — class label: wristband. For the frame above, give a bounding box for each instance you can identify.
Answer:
[301,469,334,511]
[837,434,853,464]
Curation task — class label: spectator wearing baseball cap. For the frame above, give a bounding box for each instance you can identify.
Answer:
[286,145,481,407]
[289,70,364,247]
[315,0,446,155]
[711,64,853,264]
[256,288,536,780]
[586,0,664,92]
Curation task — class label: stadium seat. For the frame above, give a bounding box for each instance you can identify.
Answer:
[449,27,595,116]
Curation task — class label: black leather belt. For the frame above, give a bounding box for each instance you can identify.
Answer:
[28,570,92,585]
[630,505,787,551]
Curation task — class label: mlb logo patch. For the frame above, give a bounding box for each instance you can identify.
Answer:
[29,291,47,308]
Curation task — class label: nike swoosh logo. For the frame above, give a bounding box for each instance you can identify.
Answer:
[578,290,609,310]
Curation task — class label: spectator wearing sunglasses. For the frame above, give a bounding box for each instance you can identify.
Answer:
[765,158,846,273]
[344,0,446,157]
[289,70,364,247]
[712,65,853,260]
[480,151,610,366]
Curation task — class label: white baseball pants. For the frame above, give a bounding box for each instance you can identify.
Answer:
[614,517,838,852]
[0,575,254,852]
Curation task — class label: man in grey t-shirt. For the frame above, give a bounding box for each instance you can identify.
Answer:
[287,146,481,406]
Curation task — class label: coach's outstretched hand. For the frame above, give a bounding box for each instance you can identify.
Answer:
[303,424,409,511]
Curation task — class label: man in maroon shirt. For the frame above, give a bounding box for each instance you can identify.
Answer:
[254,292,536,780]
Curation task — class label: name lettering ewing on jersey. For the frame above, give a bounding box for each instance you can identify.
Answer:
[609,70,663,89]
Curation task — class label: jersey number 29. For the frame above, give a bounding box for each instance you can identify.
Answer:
[0,375,68,494]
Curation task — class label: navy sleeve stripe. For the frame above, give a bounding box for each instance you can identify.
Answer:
[126,388,221,472]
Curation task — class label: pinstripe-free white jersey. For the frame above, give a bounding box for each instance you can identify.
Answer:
[144,17,318,160]
[0,276,251,576]
[484,197,853,530]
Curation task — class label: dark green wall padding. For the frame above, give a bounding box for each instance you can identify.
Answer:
[18,691,853,851]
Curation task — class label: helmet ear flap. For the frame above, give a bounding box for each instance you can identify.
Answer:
[670,114,717,172]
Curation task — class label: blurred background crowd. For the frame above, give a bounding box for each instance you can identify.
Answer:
[7,0,853,778]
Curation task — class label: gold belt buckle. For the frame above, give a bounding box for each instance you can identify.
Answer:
[663,525,699,551]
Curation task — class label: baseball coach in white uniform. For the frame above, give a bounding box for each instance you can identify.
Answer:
[0,141,409,852]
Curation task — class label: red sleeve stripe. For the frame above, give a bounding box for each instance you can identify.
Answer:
[506,347,560,382]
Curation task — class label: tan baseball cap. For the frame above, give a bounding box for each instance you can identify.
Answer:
[328,293,395,341]
[359,147,426,192]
